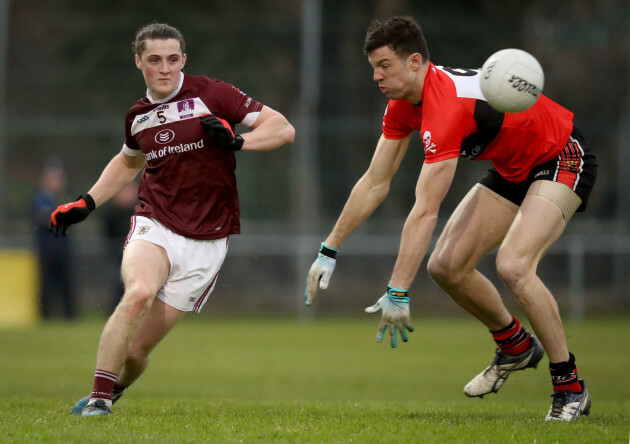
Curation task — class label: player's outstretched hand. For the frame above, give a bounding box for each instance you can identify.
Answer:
[200,114,244,150]
[49,194,96,236]
[365,286,414,348]
[304,243,337,306]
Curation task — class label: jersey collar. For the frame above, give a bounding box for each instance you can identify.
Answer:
[417,62,437,106]
[146,72,185,104]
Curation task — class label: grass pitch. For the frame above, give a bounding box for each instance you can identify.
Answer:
[0,316,628,443]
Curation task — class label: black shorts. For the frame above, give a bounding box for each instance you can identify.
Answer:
[479,126,597,212]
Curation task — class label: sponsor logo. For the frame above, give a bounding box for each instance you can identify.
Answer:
[508,75,540,98]
[144,138,205,161]
[232,87,252,107]
[136,115,149,123]
[483,61,496,79]
[462,144,487,159]
[188,297,196,303]
[534,169,550,178]
[551,374,576,382]
[422,130,437,154]
[155,129,175,144]
[138,226,150,235]
[177,99,194,119]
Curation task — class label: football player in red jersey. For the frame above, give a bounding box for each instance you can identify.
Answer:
[305,16,595,421]
[50,23,295,416]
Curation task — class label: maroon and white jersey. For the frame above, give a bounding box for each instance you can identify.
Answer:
[122,74,263,240]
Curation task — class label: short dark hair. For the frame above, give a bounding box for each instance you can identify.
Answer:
[132,23,186,57]
[364,16,430,62]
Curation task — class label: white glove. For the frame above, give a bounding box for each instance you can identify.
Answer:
[365,286,414,348]
[304,243,337,306]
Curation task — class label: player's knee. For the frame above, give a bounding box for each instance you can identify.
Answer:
[496,249,532,292]
[427,252,458,285]
[118,284,154,318]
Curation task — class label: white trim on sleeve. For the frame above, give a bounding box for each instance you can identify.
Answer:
[241,111,261,128]
[123,143,141,156]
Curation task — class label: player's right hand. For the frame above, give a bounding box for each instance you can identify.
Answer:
[304,243,337,306]
[365,286,414,348]
[49,194,95,236]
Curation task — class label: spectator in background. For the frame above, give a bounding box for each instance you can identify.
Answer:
[32,158,76,320]
[101,181,139,314]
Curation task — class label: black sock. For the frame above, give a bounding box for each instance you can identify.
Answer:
[549,352,582,392]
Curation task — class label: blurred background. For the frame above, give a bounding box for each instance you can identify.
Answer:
[0,0,628,325]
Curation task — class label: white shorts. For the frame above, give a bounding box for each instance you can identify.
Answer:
[126,216,229,313]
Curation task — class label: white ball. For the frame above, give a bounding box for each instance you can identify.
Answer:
[479,48,544,113]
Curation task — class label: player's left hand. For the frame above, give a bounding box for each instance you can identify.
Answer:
[200,114,244,150]
[365,286,414,348]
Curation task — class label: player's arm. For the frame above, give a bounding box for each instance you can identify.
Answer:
[240,105,295,151]
[389,157,458,289]
[304,134,411,305]
[86,150,146,207]
[364,156,457,347]
[50,150,145,236]
[201,105,294,152]
[325,134,411,249]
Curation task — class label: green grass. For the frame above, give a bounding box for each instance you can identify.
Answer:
[0,316,628,443]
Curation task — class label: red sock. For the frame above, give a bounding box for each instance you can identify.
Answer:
[490,317,532,356]
[549,353,582,393]
[91,369,117,401]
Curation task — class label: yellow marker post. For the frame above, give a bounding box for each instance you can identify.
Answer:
[0,249,39,327]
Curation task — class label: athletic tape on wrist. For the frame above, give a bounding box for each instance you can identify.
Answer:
[320,242,338,258]
[82,193,96,212]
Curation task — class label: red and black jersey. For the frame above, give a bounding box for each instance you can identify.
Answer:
[382,63,575,182]
[123,74,263,240]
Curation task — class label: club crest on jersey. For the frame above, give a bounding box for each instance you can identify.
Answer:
[138,226,150,235]
[560,159,580,173]
[155,129,175,144]
[422,131,437,154]
[177,99,195,119]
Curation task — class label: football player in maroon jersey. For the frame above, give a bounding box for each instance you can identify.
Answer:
[51,23,294,416]
[305,16,594,421]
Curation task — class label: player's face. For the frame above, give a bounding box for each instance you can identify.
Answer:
[135,39,187,100]
[368,46,423,102]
